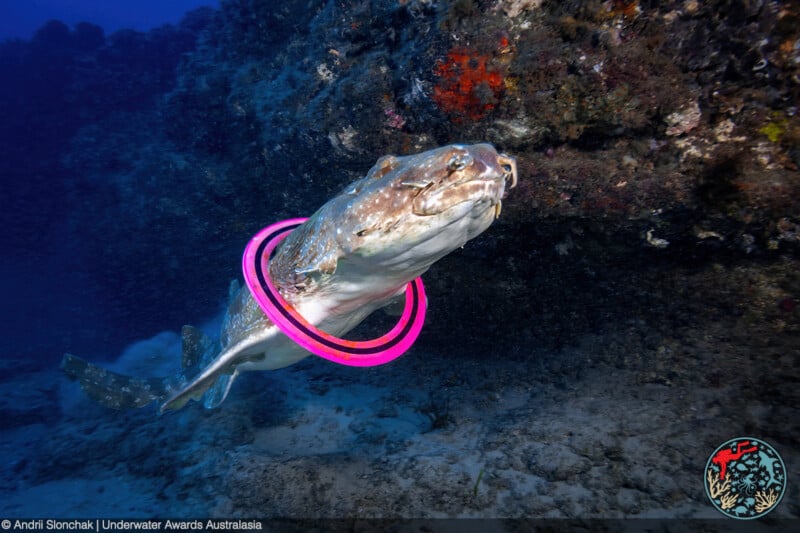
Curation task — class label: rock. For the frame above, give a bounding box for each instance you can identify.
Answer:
[527,443,593,482]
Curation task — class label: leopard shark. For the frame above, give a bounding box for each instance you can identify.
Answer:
[61,143,517,412]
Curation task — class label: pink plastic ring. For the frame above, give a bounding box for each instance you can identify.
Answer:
[242,218,426,366]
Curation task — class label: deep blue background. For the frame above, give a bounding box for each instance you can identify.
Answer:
[1,0,218,41]
[1,2,219,363]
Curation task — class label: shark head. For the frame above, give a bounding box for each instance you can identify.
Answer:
[271,143,517,295]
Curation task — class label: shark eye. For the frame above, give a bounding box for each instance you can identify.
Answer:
[447,153,472,172]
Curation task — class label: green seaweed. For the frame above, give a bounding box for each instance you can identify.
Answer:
[472,467,485,497]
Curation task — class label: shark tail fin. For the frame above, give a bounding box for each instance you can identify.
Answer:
[61,324,219,411]
[60,353,170,409]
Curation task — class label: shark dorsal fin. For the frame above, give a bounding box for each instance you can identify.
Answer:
[228,279,240,305]
[180,325,214,370]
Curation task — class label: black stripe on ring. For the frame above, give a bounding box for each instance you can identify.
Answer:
[254,223,420,355]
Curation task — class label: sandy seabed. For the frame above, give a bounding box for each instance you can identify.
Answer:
[1,261,798,522]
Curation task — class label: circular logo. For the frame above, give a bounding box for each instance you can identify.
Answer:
[704,437,786,519]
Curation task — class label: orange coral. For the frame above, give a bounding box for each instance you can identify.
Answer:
[600,0,640,20]
[432,47,504,122]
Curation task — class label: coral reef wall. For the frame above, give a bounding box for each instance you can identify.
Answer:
[4,0,798,359]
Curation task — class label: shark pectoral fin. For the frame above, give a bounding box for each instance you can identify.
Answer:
[202,367,240,409]
[61,353,172,410]
[159,349,236,413]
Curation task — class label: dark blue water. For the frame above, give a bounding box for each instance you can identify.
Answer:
[1,14,216,361]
